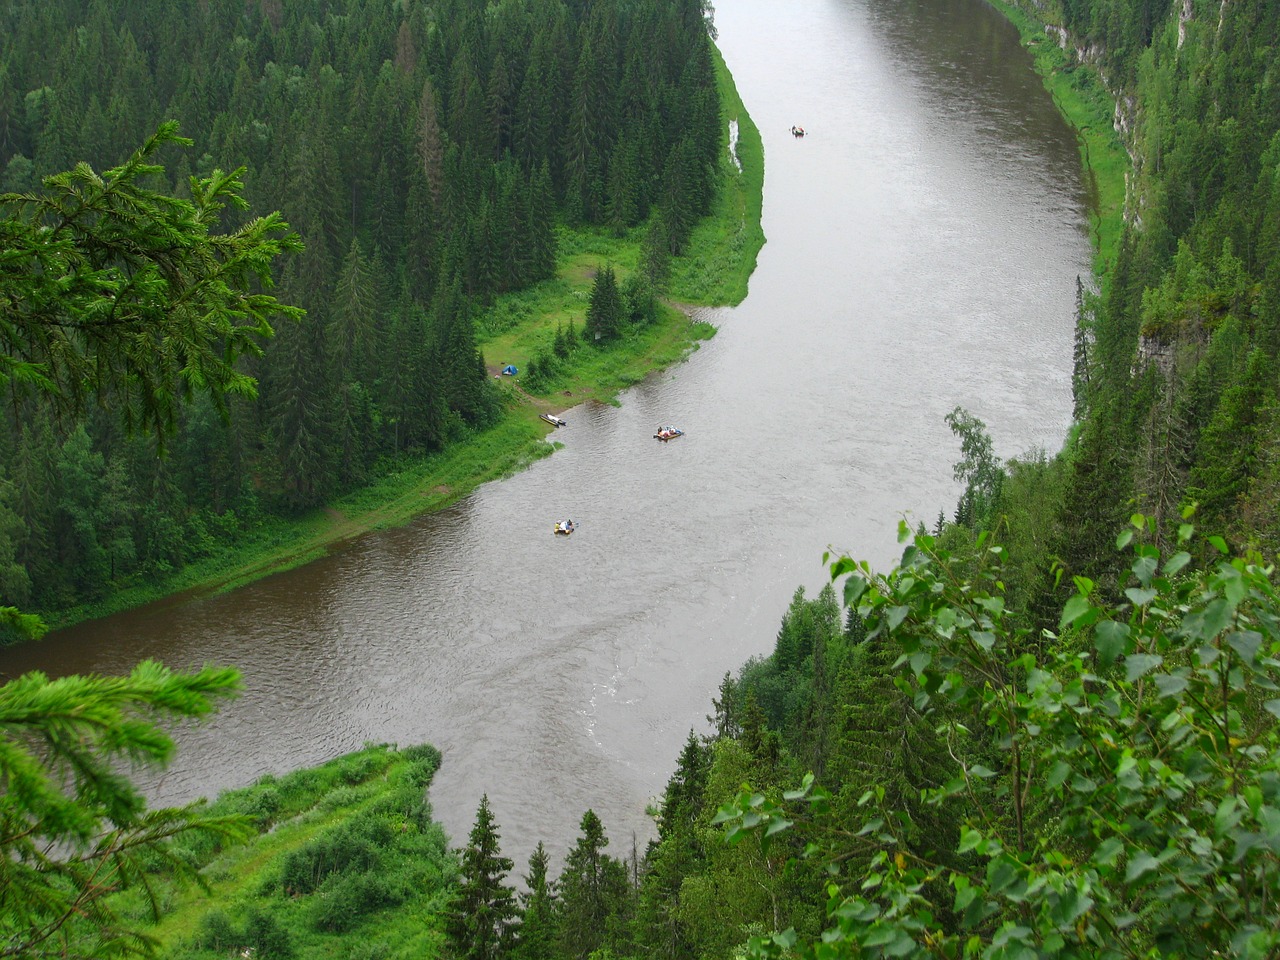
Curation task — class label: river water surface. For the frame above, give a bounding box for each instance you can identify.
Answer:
[0,0,1092,867]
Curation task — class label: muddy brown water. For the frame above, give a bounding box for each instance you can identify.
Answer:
[1,0,1092,868]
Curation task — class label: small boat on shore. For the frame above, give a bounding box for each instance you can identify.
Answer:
[554,519,576,535]
[654,426,684,441]
[541,413,567,427]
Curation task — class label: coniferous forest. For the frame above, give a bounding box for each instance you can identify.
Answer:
[5,0,1280,956]
[0,0,721,616]
[632,0,1280,955]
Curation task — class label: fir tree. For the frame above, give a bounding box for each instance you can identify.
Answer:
[0,662,251,958]
[447,795,518,960]
[585,265,623,343]
[556,809,631,960]
[513,842,558,960]
[824,631,957,893]
[1071,274,1093,420]
[0,123,301,442]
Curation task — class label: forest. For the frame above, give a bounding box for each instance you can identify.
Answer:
[435,0,1280,955]
[4,0,1280,956]
[623,0,1280,955]
[0,0,721,620]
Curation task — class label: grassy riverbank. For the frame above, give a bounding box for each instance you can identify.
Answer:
[40,51,765,632]
[117,744,455,958]
[986,0,1128,275]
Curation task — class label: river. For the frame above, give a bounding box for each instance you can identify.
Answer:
[0,0,1092,869]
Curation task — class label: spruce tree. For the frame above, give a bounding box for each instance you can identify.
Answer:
[657,139,697,252]
[640,214,671,289]
[1187,346,1274,537]
[1071,275,1093,420]
[585,265,623,343]
[328,239,379,387]
[737,689,782,774]
[8,416,56,606]
[1053,398,1133,593]
[635,731,711,960]
[556,809,631,960]
[513,842,558,960]
[263,290,334,509]
[707,671,741,740]
[0,662,251,959]
[1133,368,1190,545]
[0,123,301,441]
[446,795,518,960]
[0,471,31,609]
[526,160,557,282]
[825,633,956,885]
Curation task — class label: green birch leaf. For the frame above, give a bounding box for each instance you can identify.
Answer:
[1061,594,1092,628]
[842,574,868,607]
[1228,631,1262,665]
[1125,852,1159,881]
[1095,620,1130,663]
[1154,672,1188,697]
[885,605,910,631]
[1093,837,1125,866]
[1132,554,1158,587]
[1125,587,1157,607]
[1125,653,1163,682]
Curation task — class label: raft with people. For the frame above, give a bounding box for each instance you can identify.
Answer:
[654,426,684,441]
[554,519,576,535]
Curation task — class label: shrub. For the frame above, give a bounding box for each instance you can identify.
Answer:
[337,751,384,785]
[279,814,393,895]
[245,908,294,959]
[245,786,281,826]
[310,872,399,933]
[194,909,240,951]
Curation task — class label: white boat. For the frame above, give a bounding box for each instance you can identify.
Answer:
[541,413,567,427]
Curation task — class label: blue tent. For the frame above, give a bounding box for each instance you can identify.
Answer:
[501,365,518,375]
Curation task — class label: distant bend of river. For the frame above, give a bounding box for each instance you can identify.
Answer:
[0,0,1092,868]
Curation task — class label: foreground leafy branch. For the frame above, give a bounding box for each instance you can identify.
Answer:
[718,514,1280,959]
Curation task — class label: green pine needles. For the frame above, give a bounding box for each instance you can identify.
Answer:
[0,121,302,442]
[0,660,251,959]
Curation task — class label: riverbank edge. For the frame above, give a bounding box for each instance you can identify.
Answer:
[984,0,1129,278]
[131,743,454,954]
[31,46,765,636]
